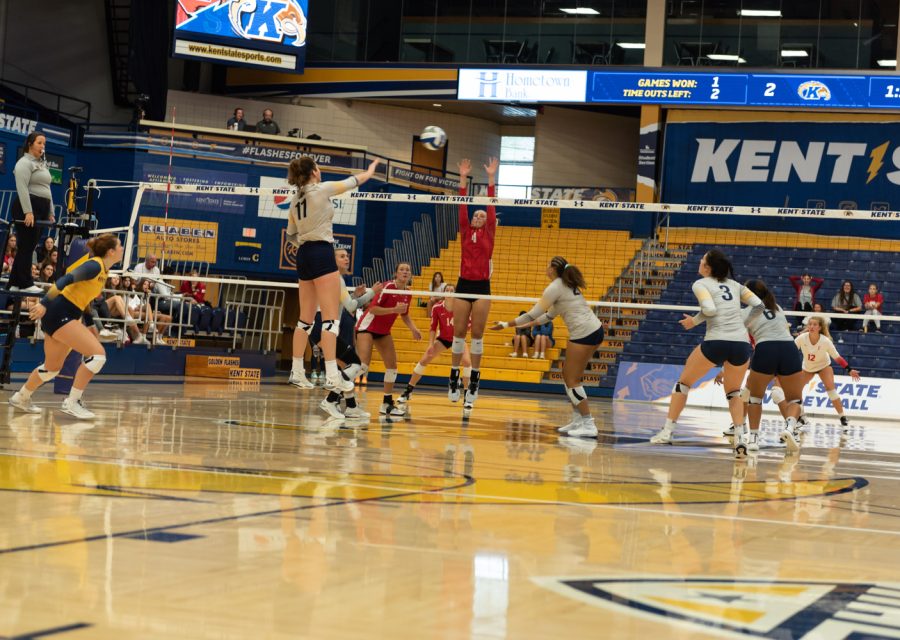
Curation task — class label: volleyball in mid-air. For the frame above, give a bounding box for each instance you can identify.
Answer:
[420,125,447,150]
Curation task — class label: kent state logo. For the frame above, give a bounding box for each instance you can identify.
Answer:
[176,0,306,47]
[797,80,831,101]
[279,229,298,271]
[535,577,900,638]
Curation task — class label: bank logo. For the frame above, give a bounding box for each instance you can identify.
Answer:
[797,80,831,101]
[534,577,900,638]
[478,71,500,99]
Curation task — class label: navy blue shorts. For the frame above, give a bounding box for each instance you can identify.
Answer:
[700,340,752,367]
[750,340,803,376]
[309,310,355,347]
[297,241,337,281]
[571,326,604,346]
[41,297,85,336]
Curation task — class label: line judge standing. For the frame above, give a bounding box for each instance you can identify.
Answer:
[10,131,55,294]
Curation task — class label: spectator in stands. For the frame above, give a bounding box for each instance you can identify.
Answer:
[255,109,281,135]
[30,263,40,282]
[831,280,862,331]
[425,271,445,317]
[532,319,555,359]
[226,107,246,131]
[139,277,171,342]
[104,275,145,344]
[801,302,830,332]
[133,253,160,284]
[10,132,54,294]
[179,268,206,304]
[510,310,532,357]
[39,263,55,283]
[3,235,16,273]
[35,236,55,264]
[39,249,58,279]
[863,283,884,333]
[789,272,824,328]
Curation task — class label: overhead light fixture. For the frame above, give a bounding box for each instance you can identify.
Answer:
[560,7,600,14]
[780,49,809,57]
[877,59,897,67]
[617,42,646,49]
[738,9,782,17]
[433,103,443,107]
[707,54,747,63]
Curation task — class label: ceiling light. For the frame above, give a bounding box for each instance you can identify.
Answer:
[780,49,809,57]
[617,42,646,49]
[707,54,747,63]
[877,59,897,67]
[738,9,782,17]
[560,7,600,14]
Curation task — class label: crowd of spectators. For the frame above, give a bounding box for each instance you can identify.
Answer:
[790,272,886,337]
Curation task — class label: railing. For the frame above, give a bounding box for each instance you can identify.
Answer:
[0,78,92,125]
[226,287,284,353]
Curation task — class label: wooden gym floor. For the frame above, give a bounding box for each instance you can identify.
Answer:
[0,377,898,639]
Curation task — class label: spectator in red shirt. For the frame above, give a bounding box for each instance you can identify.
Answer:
[863,283,884,333]
[396,284,471,406]
[355,261,422,416]
[449,156,498,413]
[179,268,206,304]
[788,272,824,328]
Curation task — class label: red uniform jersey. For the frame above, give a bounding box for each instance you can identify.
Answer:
[458,184,496,281]
[430,301,454,342]
[355,281,411,335]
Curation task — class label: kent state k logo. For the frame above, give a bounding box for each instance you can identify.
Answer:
[176,0,307,47]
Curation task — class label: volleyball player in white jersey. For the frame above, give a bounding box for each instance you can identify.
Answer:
[286,155,381,393]
[740,279,806,453]
[492,257,604,438]
[795,316,860,429]
[650,249,763,453]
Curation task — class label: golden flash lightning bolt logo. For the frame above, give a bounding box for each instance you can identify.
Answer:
[867,141,890,184]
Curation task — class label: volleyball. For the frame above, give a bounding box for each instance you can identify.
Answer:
[420,125,447,150]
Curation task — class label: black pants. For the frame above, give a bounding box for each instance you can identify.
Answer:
[793,300,812,326]
[9,195,52,288]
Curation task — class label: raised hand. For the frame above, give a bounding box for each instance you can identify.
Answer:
[458,158,472,177]
[484,156,499,177]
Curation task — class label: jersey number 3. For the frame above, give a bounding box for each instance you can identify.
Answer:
[719,285,733,301]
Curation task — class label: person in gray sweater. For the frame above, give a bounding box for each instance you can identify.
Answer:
[10,132,54,293]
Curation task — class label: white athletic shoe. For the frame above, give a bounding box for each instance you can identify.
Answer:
[61,398,96,420]
[557,411,582,434]
[723,424,737,437]
[379,402,406,417]
[132,334,149,345]
[344,405,371,420]
[325,373,354,393]
[464,387,478,405]
[289,372,315,389]
[734,430,758,458]
[448,379,461,403]
[780,428,800,452]
[10,285,44,294]
[567,416,598,439]
[341,363,362,385]
[319,398,345,419]
[9,392,41,414]
[650,427,673,444]
[98,328,118,342]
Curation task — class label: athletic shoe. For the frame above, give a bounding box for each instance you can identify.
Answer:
[734,430,758,458]
[9,392,41,414]
[797,414,809,427]
[509,352,518,357]
[344,405,371,420]
[723,424,737,437]
[341,363,362,384]
[319,398,345,419]
[9,285,43,294]
[448,379,460,403]
[557,411,582,434]
[98,328,118,342]
[379,402,406,417]
[780,428,800,452]
[396,392,411,405]
[325,373,354,393]
[650,427,673,444]
[132,334,149,345]
[289,372,314,389]
[464,388,478,405]
[567,416,598,439]
[61,398,96,420]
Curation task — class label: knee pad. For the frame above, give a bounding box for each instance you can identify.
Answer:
[36,365,59,382]
[470,338,484,355]
[462,366,472,378]
[452,336,466,355]
[297,319,314,336]
[748,396,763,405]
[384,368,397,383]
[321,318,340,337]
[827,389,840,401]
[82,354,107,374]
[739,387,750,403]
[413,363,427,375]
[565,385,587,407]
[725,389,742,401]
[770,386,786,405]
[673,381,690,395]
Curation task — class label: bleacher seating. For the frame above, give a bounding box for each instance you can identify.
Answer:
[621,231,900,380]
[366,227,644,384]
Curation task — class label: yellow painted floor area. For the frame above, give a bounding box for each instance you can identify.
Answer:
[0,378,897,639]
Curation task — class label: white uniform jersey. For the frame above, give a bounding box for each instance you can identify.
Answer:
[691,277,761,342]
[742,304,793,344]
[795,332,842,373]
[519,277,601,340]
[287,177,358,246]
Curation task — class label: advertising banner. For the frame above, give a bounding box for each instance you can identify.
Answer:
[614,360,895,419]
[141,163,248,214]
[139,216,219,263]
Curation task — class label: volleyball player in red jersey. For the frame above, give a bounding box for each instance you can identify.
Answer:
[356,262,422,416]
[397,285,471,405]
[449,156,499,414]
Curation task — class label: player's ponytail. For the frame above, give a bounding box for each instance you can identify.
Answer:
[744,279,777,311]
[551,256,587,292]
[287,156,317,189]
[86,233,119,259]
[705,248,734,282]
